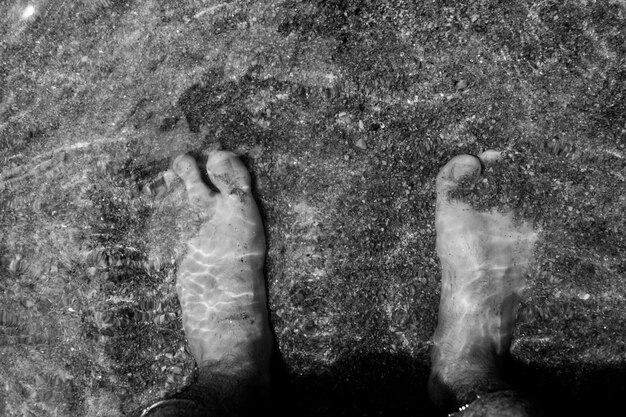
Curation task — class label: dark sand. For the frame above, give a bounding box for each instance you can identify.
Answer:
[0,1,624,416]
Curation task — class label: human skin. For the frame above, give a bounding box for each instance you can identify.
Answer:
[428,151,540,416]
[172,151,273,384]
[142,151,273,417]
[144,149,540,417]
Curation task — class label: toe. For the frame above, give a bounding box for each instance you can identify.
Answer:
[206,150,252,195]
[436,154,482,199]
[173,154,217,210]
[478,149,502,166]
[173,154,201,183]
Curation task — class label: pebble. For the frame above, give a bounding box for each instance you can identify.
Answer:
[355,138,367,149]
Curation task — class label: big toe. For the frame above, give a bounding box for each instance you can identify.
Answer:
[206,150,252,195]
[173,154,215,210]
[436,154,482,200]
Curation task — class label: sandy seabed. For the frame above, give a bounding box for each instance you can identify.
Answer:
[0,1,624,416]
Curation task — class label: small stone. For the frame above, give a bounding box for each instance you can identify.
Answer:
[355,138,367,149]
[142,183,154,196]
[470,14,480,22]
[55,151,67,162]
[456,79,468,90]
[38,299,53,314]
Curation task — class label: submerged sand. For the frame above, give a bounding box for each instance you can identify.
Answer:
[0,1,624,416]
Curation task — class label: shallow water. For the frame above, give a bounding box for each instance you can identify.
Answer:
[1,1,625,416]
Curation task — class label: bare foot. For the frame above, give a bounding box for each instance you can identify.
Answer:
[142,151,272,416]
[173,151,272,378]
[428,151,538,411]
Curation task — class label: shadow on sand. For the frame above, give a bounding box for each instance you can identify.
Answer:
[270,351,625,417]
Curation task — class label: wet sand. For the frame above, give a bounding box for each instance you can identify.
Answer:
[0,1,624,416]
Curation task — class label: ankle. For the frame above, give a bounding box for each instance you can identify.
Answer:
[428,363,510,411]
[194,363,271,411]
